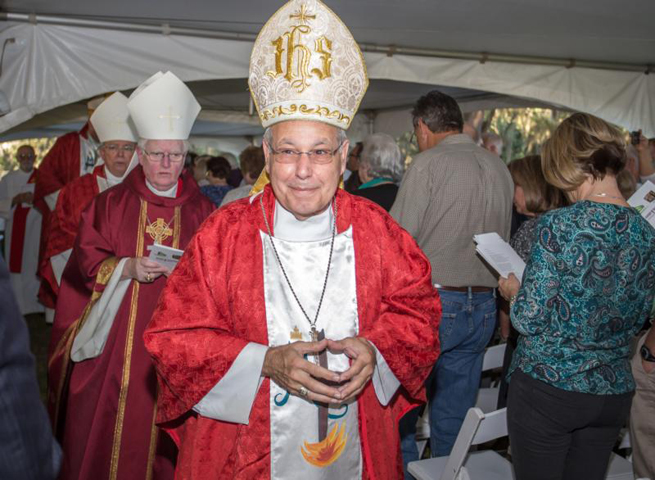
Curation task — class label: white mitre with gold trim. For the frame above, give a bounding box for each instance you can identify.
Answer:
[249,0,368,130]
[90,92,137,143]
[127,71,201,140]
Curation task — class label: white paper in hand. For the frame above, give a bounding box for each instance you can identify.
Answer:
[147,244,184,271]
[474,232,526,281]
[628,181,655,229]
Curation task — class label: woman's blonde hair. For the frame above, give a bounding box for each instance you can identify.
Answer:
[542,113,626,191]
[509,155,568,214]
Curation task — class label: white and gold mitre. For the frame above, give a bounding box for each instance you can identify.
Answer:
[127,71,201,140]
[248,0,368,130]
[90,92,138,143]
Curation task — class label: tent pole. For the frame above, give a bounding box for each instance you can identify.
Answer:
[1,12,652,74]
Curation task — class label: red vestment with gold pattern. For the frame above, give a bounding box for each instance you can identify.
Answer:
[144,186,442,479]
[48,166,214,480]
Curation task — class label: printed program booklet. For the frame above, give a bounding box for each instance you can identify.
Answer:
[473,232,526,281]
[628,180,655,229]
[147,244,184,270]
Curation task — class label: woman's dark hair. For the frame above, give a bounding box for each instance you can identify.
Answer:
[206,156,232,180]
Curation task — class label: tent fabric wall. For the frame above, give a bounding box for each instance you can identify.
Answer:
[1,21,654,137]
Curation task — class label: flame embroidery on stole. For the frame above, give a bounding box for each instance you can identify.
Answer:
[300,422,348,467]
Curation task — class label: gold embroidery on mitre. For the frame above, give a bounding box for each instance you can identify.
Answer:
[248,0,368,129]
[260,104,351,126]
[266,3,332,93]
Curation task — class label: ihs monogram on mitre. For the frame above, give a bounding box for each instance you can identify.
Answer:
[249,0,368,130]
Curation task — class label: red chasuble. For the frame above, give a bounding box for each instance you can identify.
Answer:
[34,124,92,270]
[39,165,105,309]
[48,166,214,480]
[144,186,442,479]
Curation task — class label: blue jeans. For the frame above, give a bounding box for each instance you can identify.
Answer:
[400,288,496,477]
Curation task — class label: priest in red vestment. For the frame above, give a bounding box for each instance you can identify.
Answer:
[144,2,441,478]
[35,96,104,323]
[48,72,214,480]
[39,92,139,313]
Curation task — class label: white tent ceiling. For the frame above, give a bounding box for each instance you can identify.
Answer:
[0,0,654,139]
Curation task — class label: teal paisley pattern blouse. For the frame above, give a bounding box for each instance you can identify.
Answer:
[508,201,655,394]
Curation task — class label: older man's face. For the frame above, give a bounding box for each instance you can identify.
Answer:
[137,140,186,191]
[100,140,136,178]
[16,146,36,173]
[264,121,348,221]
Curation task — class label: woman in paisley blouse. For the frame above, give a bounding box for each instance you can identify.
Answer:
[498,113,655,480]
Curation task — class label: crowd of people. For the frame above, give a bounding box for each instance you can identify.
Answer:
[1,0,654,479]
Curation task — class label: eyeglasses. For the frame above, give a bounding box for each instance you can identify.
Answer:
[268,142,344,164]
[103,144,136,154]
[143,150,186,163]
[18,153,35,159]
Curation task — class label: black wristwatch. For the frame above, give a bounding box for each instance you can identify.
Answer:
[641,345,655,363]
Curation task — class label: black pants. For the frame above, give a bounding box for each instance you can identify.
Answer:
[508,369,633,480]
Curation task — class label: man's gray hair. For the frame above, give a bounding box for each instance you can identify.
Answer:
[360,133,404,183]
[263,126,347,149]
[137,138,190,151]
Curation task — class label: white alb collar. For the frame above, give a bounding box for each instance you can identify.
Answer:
[273,200,334,242]
[146,179,178,198]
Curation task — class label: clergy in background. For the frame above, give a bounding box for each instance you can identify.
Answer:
[144,1,441,478]
[0,145,43,315]
[34,96,103,323]
[47,72,214,480]
[39,92,139,317]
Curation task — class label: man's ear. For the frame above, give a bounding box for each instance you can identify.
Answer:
[339,139,350,176]
[263,141,274,175]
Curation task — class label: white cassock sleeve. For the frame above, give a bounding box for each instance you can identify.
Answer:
[70,258,132,362]
[51,249,72,286]
[370,342,401,406]
[193,341,401,424]
[44,190,60,212]
[193,342,268,424]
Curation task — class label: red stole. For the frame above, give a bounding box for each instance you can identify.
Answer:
[9,169,37,273]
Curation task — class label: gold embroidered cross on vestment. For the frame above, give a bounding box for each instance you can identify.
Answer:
[146,217,174,244]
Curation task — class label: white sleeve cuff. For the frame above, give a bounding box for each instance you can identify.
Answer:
[193,342,268,425]
[51,249,72,285]
[44,190,60,211]
[71,258,131,362]
[370,342,401,406]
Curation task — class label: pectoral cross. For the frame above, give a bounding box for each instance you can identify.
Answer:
[158,106,181,133]
[146,218,173,244]
[316,329,329,441]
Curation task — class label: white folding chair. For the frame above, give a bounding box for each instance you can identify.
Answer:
[476,343,506,413]
[408,407,514,480]
[605,453,633,480]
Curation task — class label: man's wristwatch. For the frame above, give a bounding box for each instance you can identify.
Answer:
[640,345,655,363]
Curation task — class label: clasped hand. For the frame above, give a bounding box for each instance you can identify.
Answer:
[262,336,377,404]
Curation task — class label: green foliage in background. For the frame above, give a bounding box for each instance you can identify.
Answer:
[489,108,569,163]
[396,108,570,167]
[0,138,57,176]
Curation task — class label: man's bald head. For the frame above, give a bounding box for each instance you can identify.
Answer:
[16,145,35,173]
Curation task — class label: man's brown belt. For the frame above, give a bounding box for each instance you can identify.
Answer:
[439,286,494,292]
